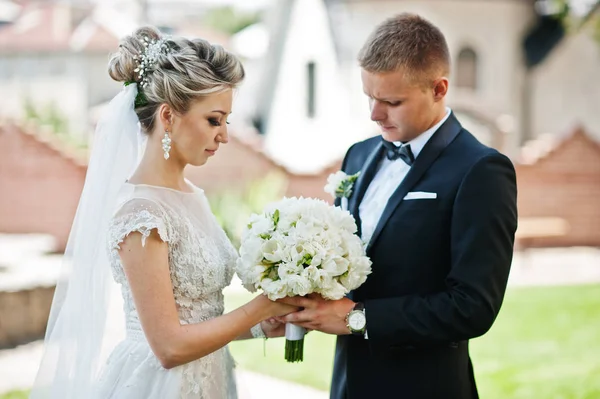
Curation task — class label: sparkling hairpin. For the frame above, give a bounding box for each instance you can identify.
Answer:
[133,36,171,88]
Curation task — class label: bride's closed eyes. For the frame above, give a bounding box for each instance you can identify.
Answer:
[208,118,230,127]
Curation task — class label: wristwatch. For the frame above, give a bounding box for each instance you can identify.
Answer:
[346,302,367,335]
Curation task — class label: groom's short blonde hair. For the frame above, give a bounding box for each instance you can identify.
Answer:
[358,13,450,86]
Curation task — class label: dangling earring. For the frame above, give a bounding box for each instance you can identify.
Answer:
[162,130,171,160]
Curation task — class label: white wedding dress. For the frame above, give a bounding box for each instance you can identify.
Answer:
[96,182,239,398]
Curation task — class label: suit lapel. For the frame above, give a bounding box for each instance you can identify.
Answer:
[348,142,384,237]
[366,113,463,252]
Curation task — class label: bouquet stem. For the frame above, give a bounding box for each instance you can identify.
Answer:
[284,324,306,362]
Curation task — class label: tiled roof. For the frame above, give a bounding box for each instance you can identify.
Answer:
[0,120,88,168]
[0,2,124,53]
[519,125,600,165]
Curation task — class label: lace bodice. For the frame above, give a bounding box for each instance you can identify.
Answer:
[104,182,238,398]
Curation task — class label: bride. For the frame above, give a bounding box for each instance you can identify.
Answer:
[30,26,297,398]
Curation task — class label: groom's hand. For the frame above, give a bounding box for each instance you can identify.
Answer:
[276,294,355,335]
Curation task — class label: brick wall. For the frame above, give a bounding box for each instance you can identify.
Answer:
[2,122,598,250]
[184,134,286,193]
[185,134,342,202]
[514,127,600,247]
[0,286,55,349]
[286,161,341,201]
[0,124,86,251]
[0,126,339,252]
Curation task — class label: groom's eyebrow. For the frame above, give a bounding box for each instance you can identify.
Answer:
[364,92,402,102]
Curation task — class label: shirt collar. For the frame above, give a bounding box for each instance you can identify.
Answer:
[393,107,451,159]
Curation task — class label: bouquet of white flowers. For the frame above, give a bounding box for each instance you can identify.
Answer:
[236,197,372,362]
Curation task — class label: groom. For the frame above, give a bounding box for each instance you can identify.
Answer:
[278,13,518,399]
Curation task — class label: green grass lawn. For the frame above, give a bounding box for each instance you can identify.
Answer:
[0,390,28,399]
[470,284,600,399]
[2,284,599,399]
[226,284,600,398]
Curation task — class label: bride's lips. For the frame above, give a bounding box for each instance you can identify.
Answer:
[205,149,217,156]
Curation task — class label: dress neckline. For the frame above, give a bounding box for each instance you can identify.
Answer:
[124,180,199,195]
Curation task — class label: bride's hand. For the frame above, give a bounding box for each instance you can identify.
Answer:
[260,318,286,338]
[252,293,299,318]
[260,318,314,338]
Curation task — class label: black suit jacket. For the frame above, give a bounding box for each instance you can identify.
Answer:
[330,113,518,399]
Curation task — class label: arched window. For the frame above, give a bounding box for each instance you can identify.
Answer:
[456,47,478,90]
[306,61,316,118]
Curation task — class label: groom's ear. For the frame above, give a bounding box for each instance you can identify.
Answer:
[432,77,449,101]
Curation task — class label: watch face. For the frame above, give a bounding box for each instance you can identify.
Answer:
[349,311,366,330]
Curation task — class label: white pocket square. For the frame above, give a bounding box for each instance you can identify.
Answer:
[403,191,437,200]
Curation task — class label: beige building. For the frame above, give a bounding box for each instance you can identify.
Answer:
[0,1,229,140]
[238,0,600,174]
[0,2,131,138]
[335,0,600,156]
[1,0,598,168]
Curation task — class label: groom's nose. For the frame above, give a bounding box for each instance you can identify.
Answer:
[370,101,386,122]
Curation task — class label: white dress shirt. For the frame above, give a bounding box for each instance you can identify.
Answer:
[359,108,451,245]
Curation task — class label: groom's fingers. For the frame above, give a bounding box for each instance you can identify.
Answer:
[307,293,324,300]
[281,308,314,323]
[277,296,313,308]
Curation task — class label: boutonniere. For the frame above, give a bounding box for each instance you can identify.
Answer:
[324,171,361,211]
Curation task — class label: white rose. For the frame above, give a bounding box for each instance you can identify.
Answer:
[247,214,274,236]
[332,210,358,234]
[285,274,312,296]
[262,239,283,263]
[302,264,320,283]
[239,236,264,265]
[277,261,303,280]
[279,213,300,230]
[249,264,268,283]
[319,279,348,300]
[344,233,366,258]
[261,278,288,300]
[321,256,350,277]
[339,265,367,290]
[307,242,327,267]
[350,256,373,275]
[236,258,260,292]
[324,171,348,198]
[290,243,306,265]
[294,218,322,239]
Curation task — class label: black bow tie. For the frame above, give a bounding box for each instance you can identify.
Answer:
[381,140,415,166]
